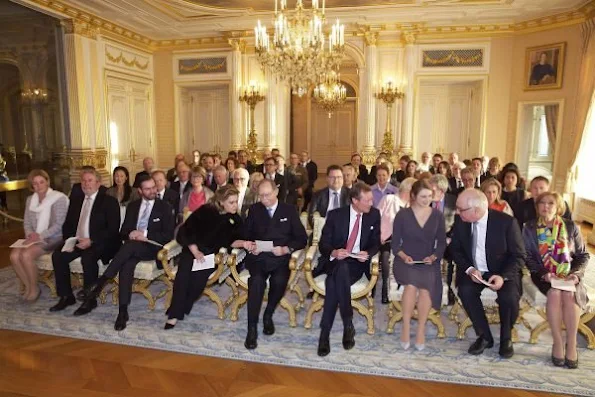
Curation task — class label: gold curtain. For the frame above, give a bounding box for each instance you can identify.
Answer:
[565,18,595,193]
[544,104,558,152]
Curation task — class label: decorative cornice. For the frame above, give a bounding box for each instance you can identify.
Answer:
[61,20,98,40]
[228,38,246,53]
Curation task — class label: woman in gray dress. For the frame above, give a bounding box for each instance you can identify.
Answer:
[392,179,446,350]
[10,169,68,301]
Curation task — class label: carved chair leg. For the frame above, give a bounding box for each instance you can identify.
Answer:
[427,309,447,338]
[304,299,325,329]
[224,277,238,309]
[133,280,156,310]
[280,297,297,327]
[230,293,248,322]
[352,300,375,335]
[457,316,472,339]
[290,284,305,312]
[579,313,595,349]
[204,288,226,320]
[529,320,550,344]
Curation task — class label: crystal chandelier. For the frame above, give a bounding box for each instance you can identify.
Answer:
[313,70,346,118]
[254,0,345,97]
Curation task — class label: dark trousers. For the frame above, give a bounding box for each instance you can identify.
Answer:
[379,242,391,296]
[320,258,362,331]
[52,246,101,298]
[168,251,213,320]
[247,260,291,326]
[103,241,158,306]
[457,273,520,341]
[302,186,313,213]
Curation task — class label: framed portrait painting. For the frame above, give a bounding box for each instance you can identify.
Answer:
[525,42,566,90]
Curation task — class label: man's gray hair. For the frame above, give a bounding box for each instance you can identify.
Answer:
[214,165,228,177]
[81,168,101,182]
[463,189,488,211]
[233,167,249,180]
[258,178,278,192]
[429,174,449,193]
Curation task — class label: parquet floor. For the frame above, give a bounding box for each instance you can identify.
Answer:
[0,219,592,396]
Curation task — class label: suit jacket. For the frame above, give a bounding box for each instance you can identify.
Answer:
[344,163,369,184]
[307,187,350,227]
[243,161,256,174]
[62,189,121,262]
[304,161,318,188]
[166,168,177,183]
[121,199,175,251]
[265,173,287,203]
[448,177,464,196]
[280,170,299,205]
[160,188,180,220]
[205,172,218,192]
[132,170,150,188]
[392,169,406,185]
[434,193,457,236]
[450,210,525,285]
[515,197,572,228]
[243,201,308,271]
[170,180,192,198]
[319,205,381,279]
[287,164,309,193]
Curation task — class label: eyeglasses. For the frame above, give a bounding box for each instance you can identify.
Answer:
[456,206,472,213]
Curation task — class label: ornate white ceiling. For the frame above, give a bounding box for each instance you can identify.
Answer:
[11,0,592,40]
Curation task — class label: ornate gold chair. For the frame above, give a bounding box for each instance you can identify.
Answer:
[303,213,380,335]
[523,275,595,349]
[227,247,306,327]
[385,255,447,338]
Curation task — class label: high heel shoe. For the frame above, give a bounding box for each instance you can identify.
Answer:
[164,319,177,330]
[400,341,410,350]
[551,344,565,367]
[414,344,425,351]
[565,347,579,369]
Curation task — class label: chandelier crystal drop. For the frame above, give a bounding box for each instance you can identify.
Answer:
[254,0,345,97]
[313,70,346,117]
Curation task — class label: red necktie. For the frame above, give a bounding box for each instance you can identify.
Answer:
[345,214,361,253]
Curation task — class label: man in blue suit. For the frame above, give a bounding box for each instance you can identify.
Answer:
[316,182,381,356]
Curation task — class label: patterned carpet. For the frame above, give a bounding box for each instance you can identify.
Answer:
[0,266,594,396]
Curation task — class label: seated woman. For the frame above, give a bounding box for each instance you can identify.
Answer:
[106,166,137,206]
[392,179,446,350]
[481,179,513,216]
[482,157,500,181]
[10,169,68,301]
[436,161,451,178]
[500,162,526,190]
[500,168,526,212]
[404,160,419,180]
[165,185,250,329]
[523,192,589,369]
[180,165,214,220]
[377,177,415,304]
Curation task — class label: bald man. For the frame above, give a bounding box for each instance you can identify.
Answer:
[449,189,525,359]
[133,157,155,188]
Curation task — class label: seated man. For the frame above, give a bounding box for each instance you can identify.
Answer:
[50,169,120,314]
[317,183,380,357]
[132,157,154,188]
[153,170,179,221]
[243,179,307,350]
[82,175,175,330]
[450,189,525,358]
[515,175,572,228]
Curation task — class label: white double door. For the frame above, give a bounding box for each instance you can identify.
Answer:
[106,75,154,176]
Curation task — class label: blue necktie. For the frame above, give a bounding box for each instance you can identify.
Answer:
[267,207,274,218]
[137,201,151,231]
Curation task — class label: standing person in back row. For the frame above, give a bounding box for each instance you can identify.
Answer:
[300,151,318,212]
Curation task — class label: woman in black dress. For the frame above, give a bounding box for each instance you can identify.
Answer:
[500,168,526,213]
[392,179,446,350]
[165,185,252,329]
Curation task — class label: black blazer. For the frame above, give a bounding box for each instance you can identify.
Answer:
[319,205,381,279]
[304,161,318,188]
[132,170,150,188]
[205,172,218,192]
[176,204,243,256]
[307,187,350,227]
[448,177,464,196]
[501,189,526,215]
[265,173,287,203]
[170,180,192,198]
[280,171,300,205]
[433,193,457,236]
[243,201,307,271]
[450,210,525,284]
[160,188,180,220]
[62,189,121,262]
[121,199,175,247]
[515,197,572,228]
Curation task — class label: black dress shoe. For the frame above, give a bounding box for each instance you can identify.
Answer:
[164,323,176,330]
[244,326,258,350]
[468,336,494,355]
[263,316,275,336]
[49,296,76,312]
[84,277,108,301]
[317,335,330,357]
[499,339,514,358]
[75,290,87,302]
[114,311,129,331]
[342,324,356,350]
[73,299,97,316]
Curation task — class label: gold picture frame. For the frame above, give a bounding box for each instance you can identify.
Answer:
[524,42,566,91]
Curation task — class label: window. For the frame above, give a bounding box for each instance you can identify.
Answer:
[576,93,595,201]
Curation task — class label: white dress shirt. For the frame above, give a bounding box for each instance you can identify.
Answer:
[77,190,98,239]
[157,189,166,200]
[472,210,489,273]
[237,187,247,211]
[330,205,362,261]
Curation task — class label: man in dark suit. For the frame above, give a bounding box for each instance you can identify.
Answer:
[132,157,155,188]
[213,165,229,190]
[263,156,287,203]
[345,153,368,185]
[201,155,218,191]
[317,183,380,356]
[152,170,179,221]
[300,151,318,212]
[448,161,465,195]
[170,162,192,199]
[69,166,107,200]
[82,175,175,330]
[238,150,256,174]
[450,189,525,358]
[49,169,121,314]
[166,154,186,184]
[243,179,308,350]
[431,153,443,174]
[515,176,572,228]
[308,165,350,228]
[276,155,299,206]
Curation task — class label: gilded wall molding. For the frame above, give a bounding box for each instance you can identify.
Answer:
[105,47,150,71]
[61,20,99,40]
[58,148,108,170]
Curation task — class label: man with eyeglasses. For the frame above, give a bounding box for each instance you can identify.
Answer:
[232,167,250,218]
[460,168,478,191]
[242,179,308,350]
[450,189,525,359]
[263,157,287,203]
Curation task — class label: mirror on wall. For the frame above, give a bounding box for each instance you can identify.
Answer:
[516,102,562,183]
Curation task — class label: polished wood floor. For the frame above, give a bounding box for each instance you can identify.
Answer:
[1,218,592,396]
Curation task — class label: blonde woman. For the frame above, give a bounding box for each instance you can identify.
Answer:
[11,169,68,301]
[481,179,513,216]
